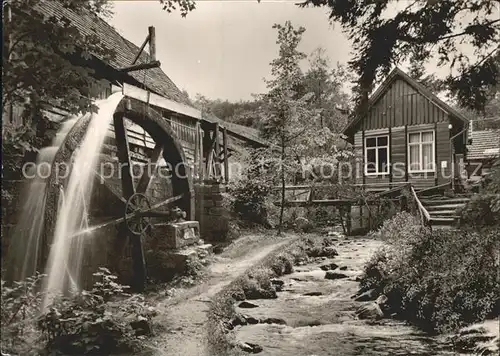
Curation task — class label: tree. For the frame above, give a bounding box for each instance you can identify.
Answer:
[301,0,500,112]
[259,21,323,234]
[303,48,352,131]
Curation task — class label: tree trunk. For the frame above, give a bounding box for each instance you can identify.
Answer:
[278,135,286,235]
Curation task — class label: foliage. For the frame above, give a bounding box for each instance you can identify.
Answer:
[36,268,156,355]
[459,164,500,228]
[459,194,500,228]
[225,150,275,227]
[302,48,352,132]
[2,270,154,355]
[361,214,500,333]
[3,0,115,114]
[259,21,348,233]
[192,94,264,129]
[1,273,45,356]
[369,210,424,241]
[159,0,196,17]
[302,0,500,112]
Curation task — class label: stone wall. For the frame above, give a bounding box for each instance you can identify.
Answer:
[194,181,230,243]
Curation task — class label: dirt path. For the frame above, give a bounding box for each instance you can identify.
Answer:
[146,234,295,356]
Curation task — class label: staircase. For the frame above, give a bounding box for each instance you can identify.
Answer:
[420,197,470,228]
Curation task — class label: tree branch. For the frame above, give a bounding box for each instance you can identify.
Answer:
[398,19,500,44]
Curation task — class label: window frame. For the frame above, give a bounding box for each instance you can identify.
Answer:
[364,135,390,176]
[407,130,436,173]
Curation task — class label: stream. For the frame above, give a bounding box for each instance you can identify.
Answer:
[233,235,457,356]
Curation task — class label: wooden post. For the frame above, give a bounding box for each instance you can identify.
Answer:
[202,124,212,180]
[194,122,200,181]
[346,204,352,236]
[148,26,156,61]
[399,195,408,212]
[223,127,229,183]
[214,123,221,179]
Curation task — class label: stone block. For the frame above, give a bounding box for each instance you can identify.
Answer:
[154,221,200,249]
[145,249,197,282]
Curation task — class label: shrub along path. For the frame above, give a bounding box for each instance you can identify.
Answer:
[144,233,297,356]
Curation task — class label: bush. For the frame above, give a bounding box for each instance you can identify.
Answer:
[369,211,425,241]
[1,268,157,355]
[1,273,45,355]
[361,214,500,333]
[226,177,274,227]
[459,194,500,228]
[39,268,157,355]
[459,164,500,228]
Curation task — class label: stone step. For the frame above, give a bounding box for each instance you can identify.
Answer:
[428,210,460,217]
[421,198,470,206]
[426,203,466,211]
[429,217,457,226]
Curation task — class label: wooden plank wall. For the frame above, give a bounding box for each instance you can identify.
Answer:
[391,126,406,184]
[356,122,453,190]
[436,121,451,185]
[354,132,363,185]
[362,79,448,130]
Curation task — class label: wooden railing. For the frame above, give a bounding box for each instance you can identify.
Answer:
[410,185,432,228]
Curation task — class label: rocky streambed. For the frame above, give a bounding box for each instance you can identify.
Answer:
[229,234,469,356]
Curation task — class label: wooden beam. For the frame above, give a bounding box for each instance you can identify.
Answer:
[148,26,156,61]
[223,127,229,183]
[194,122,200,180]
[113,114,135,198]
[123,83,202,119]
[214,123,221,178]
[275,199,353,207]
[132,34,150,65]
[136,143,163,193]
[119,60,161,73]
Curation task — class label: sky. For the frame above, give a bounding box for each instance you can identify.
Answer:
[109,0,352,101]
[108,1,497,103]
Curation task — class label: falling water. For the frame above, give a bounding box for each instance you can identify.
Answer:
[42,93,123,309]
[6,117,79,282]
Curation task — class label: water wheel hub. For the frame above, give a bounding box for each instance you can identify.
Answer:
[125,193,152,236]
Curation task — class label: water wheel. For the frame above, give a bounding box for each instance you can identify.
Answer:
[43,96,194,292]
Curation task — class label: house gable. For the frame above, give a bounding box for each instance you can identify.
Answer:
[343,68,469,137]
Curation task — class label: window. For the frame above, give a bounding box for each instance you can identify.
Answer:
[365,135,389,174]
[408,131,435,172]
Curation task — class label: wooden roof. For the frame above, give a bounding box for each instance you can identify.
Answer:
[35,0,192,106]
[342,67,470,136]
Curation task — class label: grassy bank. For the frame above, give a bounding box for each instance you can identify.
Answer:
[360,212,499,333]
[207,234,338,355]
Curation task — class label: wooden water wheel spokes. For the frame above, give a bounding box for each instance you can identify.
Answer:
[67,193,184,240]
